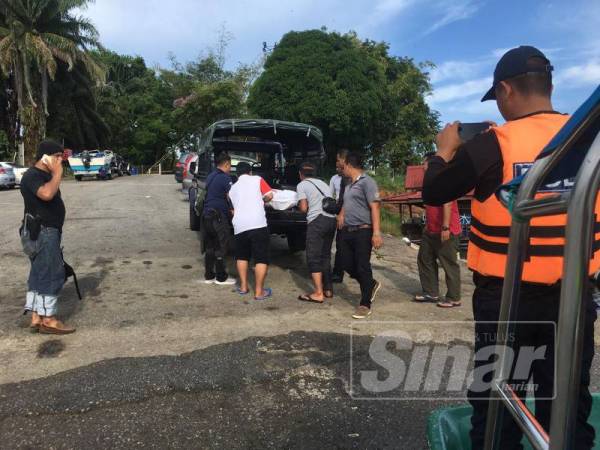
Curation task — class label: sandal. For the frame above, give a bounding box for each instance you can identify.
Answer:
[236,287,249,295]
[437,300,462,308]
[255,288,273,301]
[298,294,324,304]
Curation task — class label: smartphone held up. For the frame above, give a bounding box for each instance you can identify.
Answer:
[458,122,491,142]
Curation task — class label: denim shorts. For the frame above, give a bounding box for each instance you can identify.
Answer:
[27,227,65,296]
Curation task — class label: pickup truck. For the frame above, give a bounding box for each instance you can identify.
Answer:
[188,119,326,252]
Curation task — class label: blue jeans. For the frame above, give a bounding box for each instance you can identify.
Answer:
[25,227,65,316]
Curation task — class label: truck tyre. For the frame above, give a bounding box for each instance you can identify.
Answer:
[287,231,306,253]
[190,203,201,231]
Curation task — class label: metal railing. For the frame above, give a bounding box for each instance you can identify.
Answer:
[484,113,600,449]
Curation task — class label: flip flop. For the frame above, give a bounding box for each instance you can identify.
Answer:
[255,288,273,301]
[236,287,249,295]
[298,294,325,304]
[437,300,462,308]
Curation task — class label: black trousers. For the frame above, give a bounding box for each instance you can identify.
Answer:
[340,228,375,307]
[468,272,596,450]
[202,210,230,282]
[332,230,344,279]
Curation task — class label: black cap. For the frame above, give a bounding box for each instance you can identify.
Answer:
[36,140,64,161]
[481,46,553,102]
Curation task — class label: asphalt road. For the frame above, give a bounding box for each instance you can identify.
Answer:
[0,175,599,449]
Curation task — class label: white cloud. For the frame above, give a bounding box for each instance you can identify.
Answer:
[429,60,487,83]
[365,0,415,28]
[556,61,600,87]
[429,76,492,105]
[423,0,483,36]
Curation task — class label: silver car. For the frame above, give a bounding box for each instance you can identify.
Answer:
[0,162,16,189]
[5,162,27,185]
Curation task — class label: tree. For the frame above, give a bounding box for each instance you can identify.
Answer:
[46,60,110,150]
[247,29,438,169]
[0,0,104,163]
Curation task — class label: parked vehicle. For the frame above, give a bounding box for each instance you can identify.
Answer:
[111,154,131,176]
[0,162,16,189]
[174,152,189,183]
[188,119,326,252]
[3,162,27,185]
[181,153,199,197]
[68,150,117,181]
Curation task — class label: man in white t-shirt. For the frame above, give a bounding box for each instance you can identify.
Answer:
[228,162,274,300]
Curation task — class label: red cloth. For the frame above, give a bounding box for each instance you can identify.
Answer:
[259,178,272,195]
[425,201,461,235]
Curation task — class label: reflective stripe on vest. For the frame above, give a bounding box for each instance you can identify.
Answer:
[466,113,600,284]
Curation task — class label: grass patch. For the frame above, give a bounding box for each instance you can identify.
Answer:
[370,167,405,194]
[381,207,403,237]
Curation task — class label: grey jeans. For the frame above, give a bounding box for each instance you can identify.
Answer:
[305,214,337,291]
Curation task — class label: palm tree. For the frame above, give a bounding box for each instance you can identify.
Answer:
[0,0,105,163]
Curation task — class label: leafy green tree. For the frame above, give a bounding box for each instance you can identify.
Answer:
[0,0,105,163]
[46,60,110,150]
[248,29,438,169]
[248,30,386,160]
[94,52,176,165]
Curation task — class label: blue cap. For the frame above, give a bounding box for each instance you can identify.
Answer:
[481,46,553,102]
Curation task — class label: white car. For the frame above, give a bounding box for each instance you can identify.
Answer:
[0,162,16,189]
[5,163,27,185]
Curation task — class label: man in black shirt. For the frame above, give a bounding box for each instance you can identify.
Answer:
[20,140,74,334]
[201,152,235,285]
[330,149,350,283]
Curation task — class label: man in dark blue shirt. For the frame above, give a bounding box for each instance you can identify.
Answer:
[202,152,235,285]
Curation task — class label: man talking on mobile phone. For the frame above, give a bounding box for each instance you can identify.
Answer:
[20,140,75,334]
[423,46,599,449]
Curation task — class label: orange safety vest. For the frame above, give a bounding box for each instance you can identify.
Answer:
[467,113,600,284]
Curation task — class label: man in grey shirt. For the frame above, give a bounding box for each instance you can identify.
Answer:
[338,151,383,319]
[297,162,337,303]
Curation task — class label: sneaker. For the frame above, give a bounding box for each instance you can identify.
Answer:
[414,294,439,303]
[352,305,372,319]
[202,278,216,284]
[369,280,381,304]
[215,277,236,286]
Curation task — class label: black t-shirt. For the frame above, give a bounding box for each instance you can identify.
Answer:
[20,167,66,230]
[422,111,564,206]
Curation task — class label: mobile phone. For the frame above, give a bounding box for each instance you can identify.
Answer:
[458,122,491,142]
[41,154,51,166]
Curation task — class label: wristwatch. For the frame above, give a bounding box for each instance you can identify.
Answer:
[441,226,450,231]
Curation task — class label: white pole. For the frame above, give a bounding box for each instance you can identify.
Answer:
[159,163,162,175]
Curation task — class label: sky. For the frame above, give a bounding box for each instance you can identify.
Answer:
[80,0,600,124]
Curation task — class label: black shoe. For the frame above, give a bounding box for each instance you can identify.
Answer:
[331,274,344,283]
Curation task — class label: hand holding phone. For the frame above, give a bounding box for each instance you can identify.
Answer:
[42,154,63,175]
